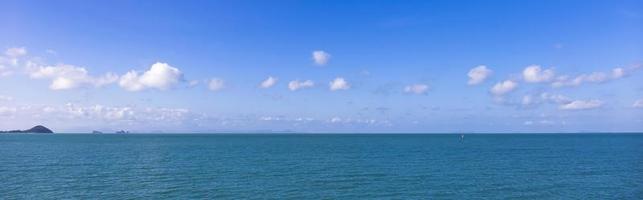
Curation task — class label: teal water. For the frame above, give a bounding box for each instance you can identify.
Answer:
[1,134,641,199]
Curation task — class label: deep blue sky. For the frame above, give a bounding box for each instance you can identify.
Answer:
[0,0,642,133]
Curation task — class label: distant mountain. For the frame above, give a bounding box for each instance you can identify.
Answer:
[0,125,54,134]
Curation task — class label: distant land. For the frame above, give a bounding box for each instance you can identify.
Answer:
[0,125,54,134]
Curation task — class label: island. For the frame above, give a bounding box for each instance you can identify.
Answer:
[0,125,54,134]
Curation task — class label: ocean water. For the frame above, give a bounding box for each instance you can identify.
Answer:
[0,134,641,199]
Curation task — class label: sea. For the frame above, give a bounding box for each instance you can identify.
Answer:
[0,133,641,199]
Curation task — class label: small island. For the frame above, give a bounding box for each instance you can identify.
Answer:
[0,125,54,134]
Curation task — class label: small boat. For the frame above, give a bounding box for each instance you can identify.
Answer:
[460,134,464,141]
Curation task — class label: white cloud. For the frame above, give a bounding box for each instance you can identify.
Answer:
[0,103,191,126]
[329,77,350,91]
[258,116,316,123]
[259,76,278,88]
[119,62,183,91]
[208,78,225,91]
[330,117,343,123]
[259,116,282,121]
[0,106,17,116]
[633,99,643,108]
[3,48,191,92]
[0,63,11,76]
[118,71,145,91]
[0,47,28,76]
[288,80,314,91]
[467,65,492,85]
[404,84,429,94]
[326,116,386,126]
[521,95,534,106]
[137,63,182,89]
[524,120,558,126]
[490,80,518,95]
[312,50,331,66]
[0,95,13,101]
[540,93,573,104]
[612,68,625,79]
[559,100,603,110]
[5,47,27,58]
[46,49,57,55]
[43,103,191,124]
[551,67,637,87]
[523,65,555,83]
[521,93,574,107]
[29,64,118,90]
[188,80,200,87]
[256,115,387,127]
[69,104,136,120]
[521,93,603,110]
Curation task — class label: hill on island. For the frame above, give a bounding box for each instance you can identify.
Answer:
[0,125,54,134]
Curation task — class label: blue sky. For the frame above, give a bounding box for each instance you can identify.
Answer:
[0,0,642,133]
